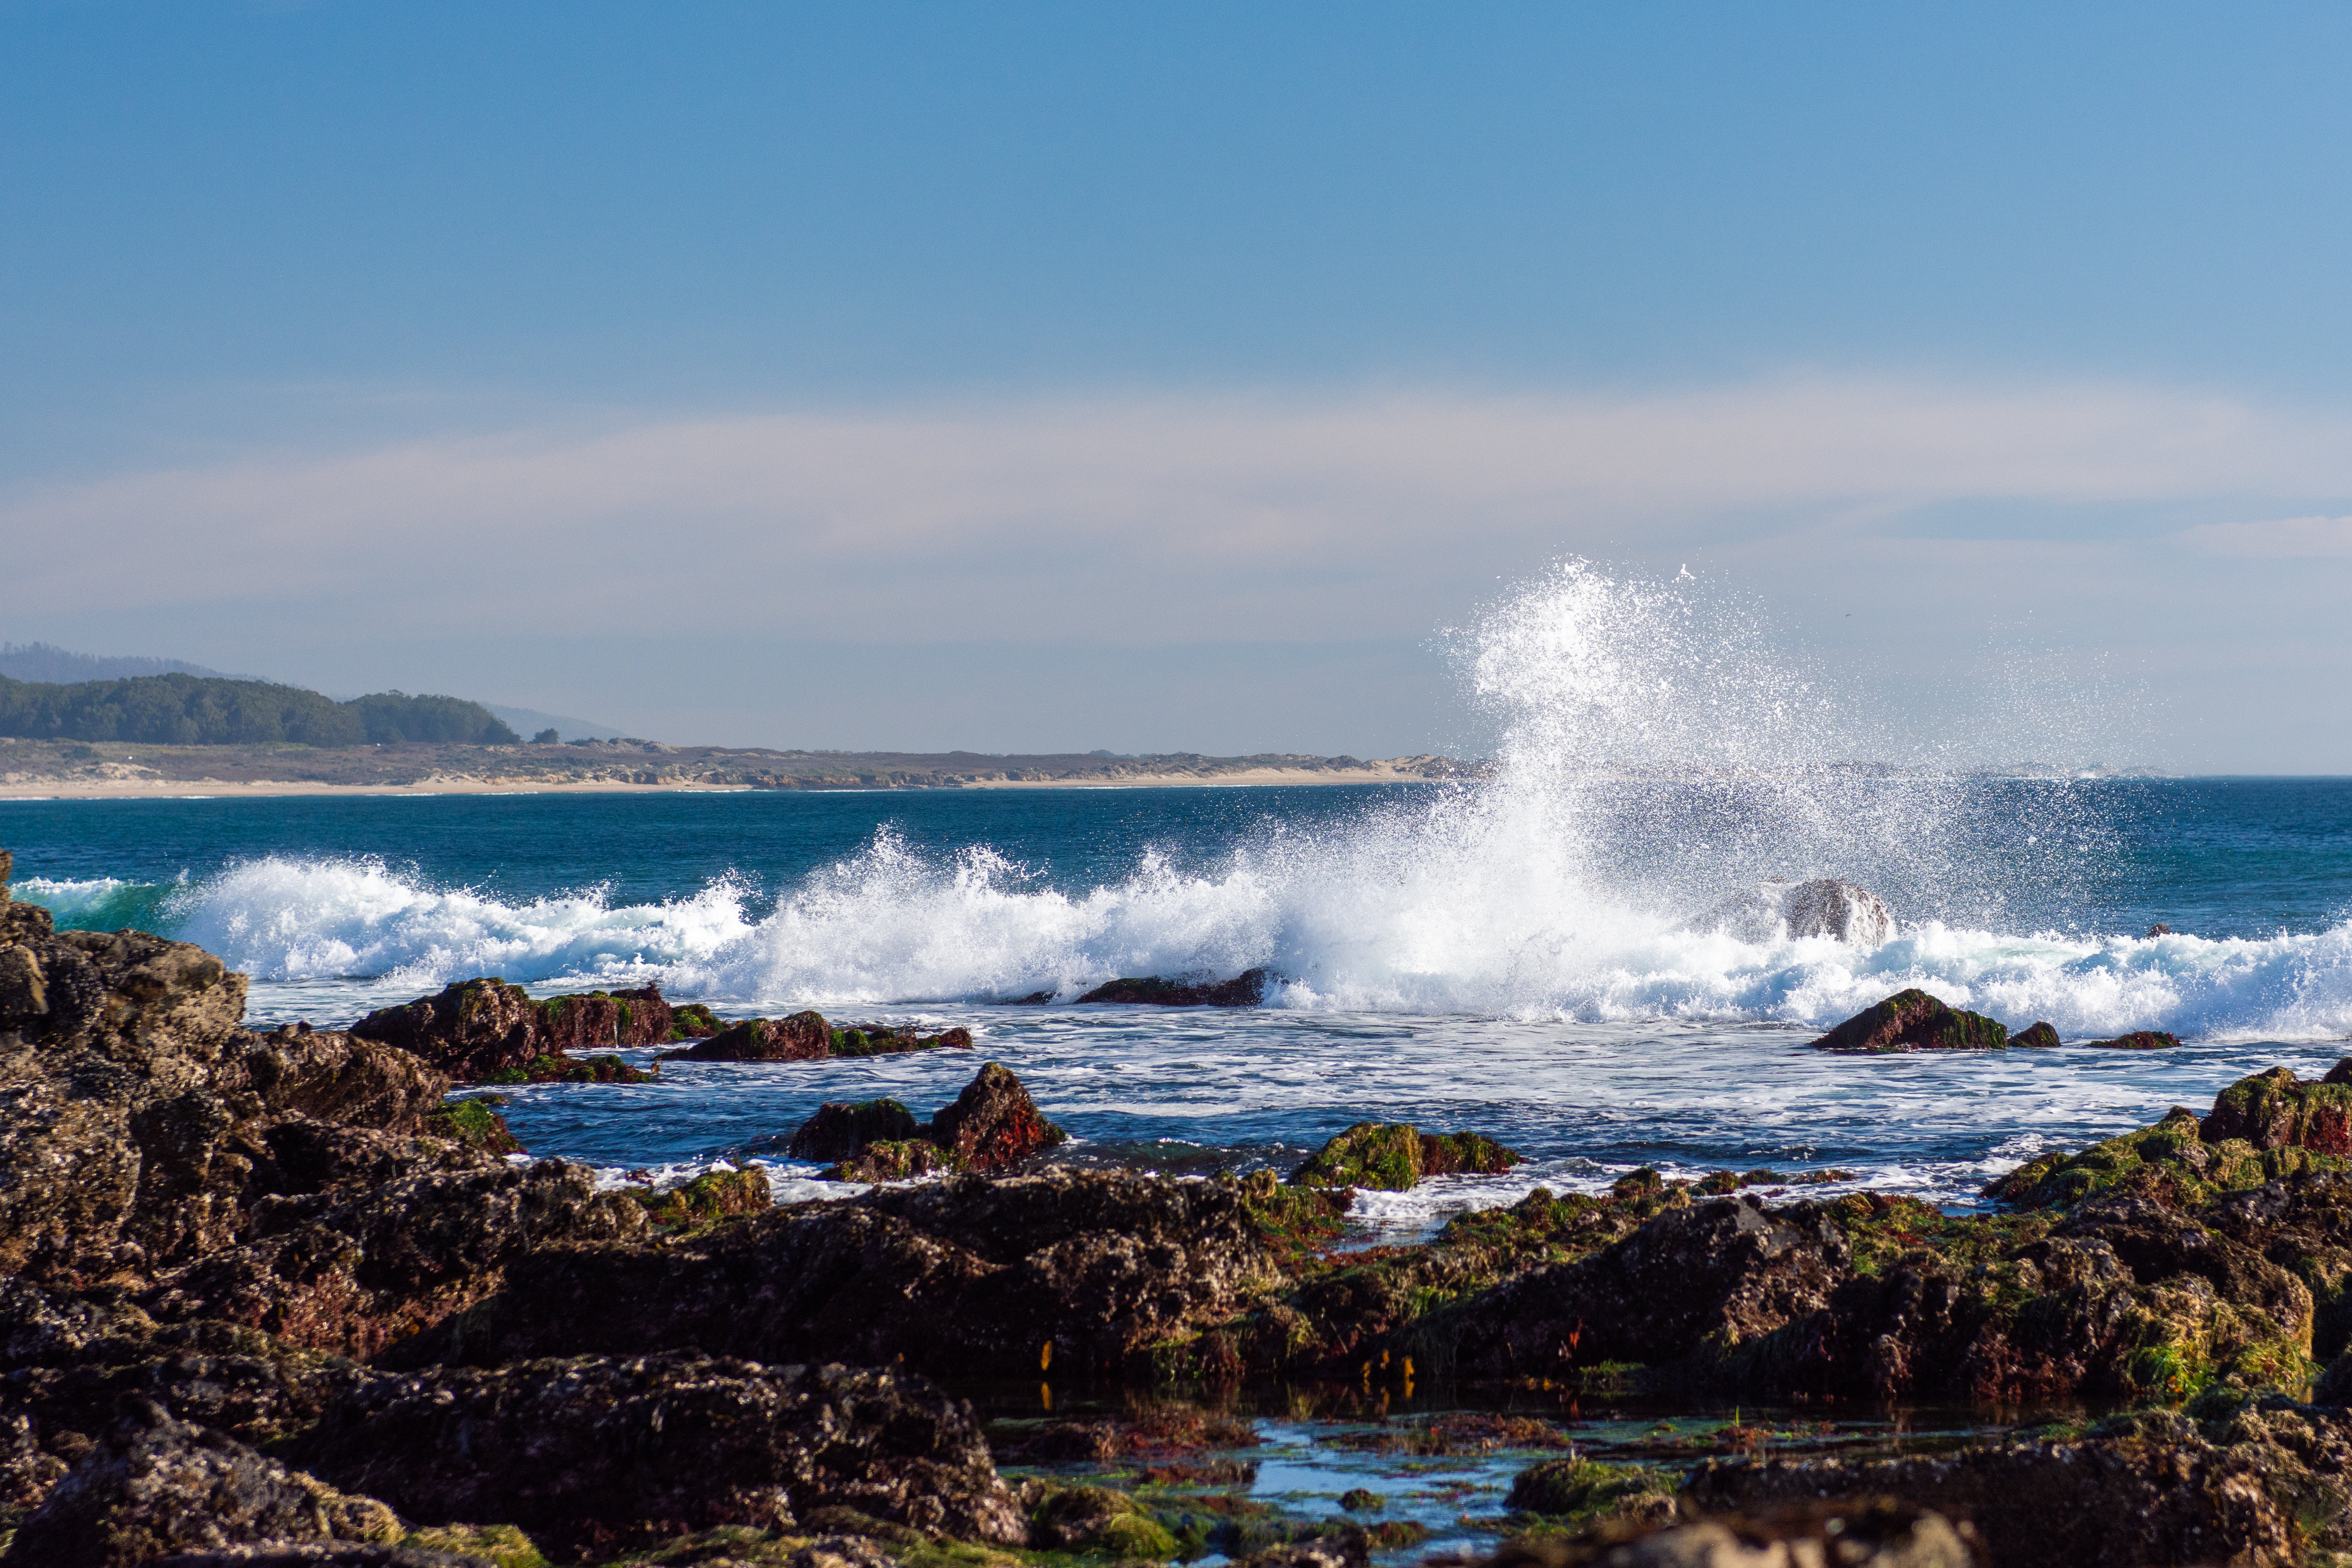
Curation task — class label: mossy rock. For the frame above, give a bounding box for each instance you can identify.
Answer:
[1338,1488,1383,1513]
[1987,1091,2352,1210]
[1292,1121,1521,1191]
[1505,1458,1678,1523]
[404,1524,548,1568]
[1031,1482,1178,1558]
[667,1002,725,1040]
[422,1095,523,1155]
[637,1166,772,1230]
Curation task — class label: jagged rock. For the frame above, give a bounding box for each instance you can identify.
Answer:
[787,1099,923,1162]
[0,902,509,1292]
[1696,880,1895,946]
[294,1354,1025,1560]
[2202,1065,2352,1153]
[662,1011,831,1062]
[1449,1196,1851,1378]
[2010,1022,2060,1049]
[1074,969,1269,1006]
[349,978,673,1083]
[1291,1123,1520,1191]
[6,1398,401,1568]
[386,1172,1280,1382]
[1811,990,2008,1053]
[928,1062,1066,1172]
[135,1160,649,1360]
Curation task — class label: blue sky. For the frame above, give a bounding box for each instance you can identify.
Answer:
[6,3,2352,767]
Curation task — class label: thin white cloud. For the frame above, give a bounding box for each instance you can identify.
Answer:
[6,377,2350,642]
[2178,514,2352,558]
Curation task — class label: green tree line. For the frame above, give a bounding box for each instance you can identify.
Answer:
[0,673,520,746]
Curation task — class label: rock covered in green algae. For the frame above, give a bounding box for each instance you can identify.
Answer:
[1289,1122,1521,1190]
[1504,1458,1678,1525]
[420,1095,523,1155]
[1988,1064,2352,1209]
[1810,988,2010,1053]
[2085,1030,2182,1050]
[2009,1020,2061,1049]
[635,1166,772,1231]
[830,1138,963,1182]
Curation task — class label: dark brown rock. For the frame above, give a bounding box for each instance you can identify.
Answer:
[159,1549,494,1567]
[662,1010,831,1062]
[388,1171,1280,1382]
[6,1398,401,1568]
[1074,969,1269,1006]
[135,1160,649,1360]
[928,1062,1066,1171]
[294,1354,1025,1561]
[2202,1065,2352,1153]
[2010,1021,2060,1049]
[1811,989,2008,1053]
[348,978,673,1083]
[1449,1196,1851,1380]
[2084,1030,2181,1050]
[787,1099,924,1162]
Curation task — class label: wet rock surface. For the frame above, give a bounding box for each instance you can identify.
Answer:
[1811,989,2009,1053]
[350,978,674,1083]
[662,1010,970,1064]
[1074,968,1270,1006]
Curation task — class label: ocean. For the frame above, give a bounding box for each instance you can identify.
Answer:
[6,770,2348,1235]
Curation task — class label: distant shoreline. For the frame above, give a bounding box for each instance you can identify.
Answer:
[0,742,1471,800]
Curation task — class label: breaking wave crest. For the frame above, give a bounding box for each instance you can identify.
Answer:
[15,562,2346,1041]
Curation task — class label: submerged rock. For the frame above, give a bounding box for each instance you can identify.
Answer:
[1811,989,2009,1053]
[350,978,675,1083]
[1290,1123,1521,1191]
[2084,1030,2181,1050]
[294,1354,1026,1560]
[1074,969,1270,1006]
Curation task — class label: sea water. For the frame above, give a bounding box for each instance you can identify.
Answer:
[4,565,2349,1232]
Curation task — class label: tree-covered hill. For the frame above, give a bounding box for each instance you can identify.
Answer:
[0,673,519,746]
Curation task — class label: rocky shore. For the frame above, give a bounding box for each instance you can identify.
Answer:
[7,850,2352,1564]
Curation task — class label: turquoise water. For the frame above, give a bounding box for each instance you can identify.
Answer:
[5,776,2349,1227]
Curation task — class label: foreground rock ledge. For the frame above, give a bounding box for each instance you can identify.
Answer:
[6,848,2352,1567]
